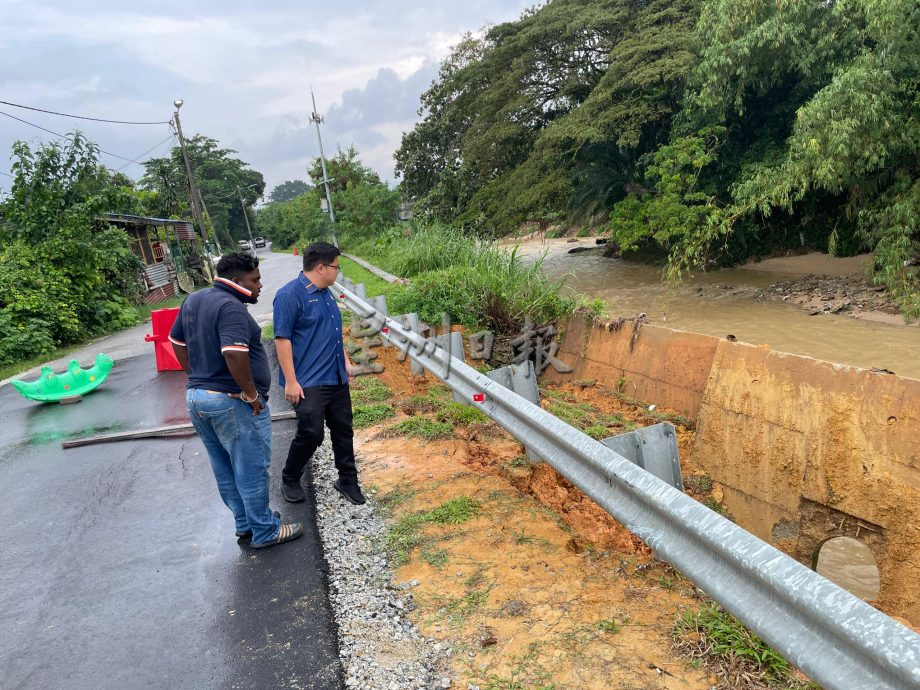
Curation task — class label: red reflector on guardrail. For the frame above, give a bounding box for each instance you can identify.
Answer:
[473,393,485,403]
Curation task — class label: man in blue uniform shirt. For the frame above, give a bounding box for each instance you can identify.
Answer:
[273,242,366,505]
[169,252,303,548]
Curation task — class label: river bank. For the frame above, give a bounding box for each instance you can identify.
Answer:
[505,238,920,380]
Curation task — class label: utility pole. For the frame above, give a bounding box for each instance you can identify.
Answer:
[196,188,222,256]
[172,99,215,277]
[309,89,339,248]
[237,186,255,248]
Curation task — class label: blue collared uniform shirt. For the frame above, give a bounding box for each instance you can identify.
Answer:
[168,279,272,397]
[273,272,348,388]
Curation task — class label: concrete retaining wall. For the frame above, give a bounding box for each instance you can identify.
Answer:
[549,314,920,624]
[544,316,719,419]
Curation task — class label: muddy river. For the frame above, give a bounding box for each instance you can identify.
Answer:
[516,239,920,381]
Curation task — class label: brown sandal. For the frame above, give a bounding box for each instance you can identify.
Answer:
[251,522,304,549]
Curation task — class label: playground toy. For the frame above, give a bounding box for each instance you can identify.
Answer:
[11,353,115,403]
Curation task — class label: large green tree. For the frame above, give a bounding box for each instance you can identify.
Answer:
[140,135,265,249]
[269,179,311,203]
[646,0,920,314]
[395,0,698,235]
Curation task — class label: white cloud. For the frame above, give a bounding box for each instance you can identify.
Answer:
[0,0,536,194]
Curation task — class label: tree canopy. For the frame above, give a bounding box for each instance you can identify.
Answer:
[395,0,920,316]
[256,146,399,249]
[269,179,311,203]
[140,135,265,249]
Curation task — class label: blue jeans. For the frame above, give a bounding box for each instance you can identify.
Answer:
[187,389,280,545]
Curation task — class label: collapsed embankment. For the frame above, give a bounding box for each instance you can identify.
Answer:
[544,313,920,625]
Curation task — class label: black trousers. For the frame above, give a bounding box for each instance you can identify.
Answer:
[282,384,358,484]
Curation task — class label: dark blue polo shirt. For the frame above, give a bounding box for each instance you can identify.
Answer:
[273,272,347,388]
[168,278,271,397]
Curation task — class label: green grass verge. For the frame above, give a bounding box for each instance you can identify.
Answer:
[674,603,819,689]
[386,496,481,565]
[349,375,392,404]
[339,256,398,299]
[0,296,186,381]
[353,403,395,429]
[388,416,454,439]
[436,401,490,426]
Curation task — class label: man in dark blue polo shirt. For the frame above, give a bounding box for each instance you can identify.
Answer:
[273,242,365,505]
[169,252,303,548]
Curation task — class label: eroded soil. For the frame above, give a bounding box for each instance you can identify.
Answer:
[352,345,724,690]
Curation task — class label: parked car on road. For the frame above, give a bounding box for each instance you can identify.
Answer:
[253,236,266,248]
[238,239,252,251]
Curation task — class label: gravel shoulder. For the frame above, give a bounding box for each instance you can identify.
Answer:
[310,443,453,690]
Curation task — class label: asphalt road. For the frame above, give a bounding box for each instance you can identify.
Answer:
[0,252,344,689]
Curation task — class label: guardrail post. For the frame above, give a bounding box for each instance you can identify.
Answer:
[400,313,425,375]
[487,361,541,461]
[431,331,466,402]
[372,295,389,348]
[355,283,367,301]
[601,423,683,490]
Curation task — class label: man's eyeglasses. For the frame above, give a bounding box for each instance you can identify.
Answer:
[321,263,341,271]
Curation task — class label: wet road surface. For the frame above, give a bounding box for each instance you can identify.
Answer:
[0,350,343,689]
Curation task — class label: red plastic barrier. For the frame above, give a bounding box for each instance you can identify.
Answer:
[144,307,182,371]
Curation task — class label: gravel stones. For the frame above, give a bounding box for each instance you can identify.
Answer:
[309,444,451,689]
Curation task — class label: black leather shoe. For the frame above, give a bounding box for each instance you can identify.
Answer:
[334,479,366,505]
[236,511,281,539]
[282,479,306,503]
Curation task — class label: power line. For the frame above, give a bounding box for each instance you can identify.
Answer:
[0,99,170,125]
[116,133,177,171]
[0,110,171,168]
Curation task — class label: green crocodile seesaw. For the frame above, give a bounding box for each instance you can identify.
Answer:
[11,353,114,403]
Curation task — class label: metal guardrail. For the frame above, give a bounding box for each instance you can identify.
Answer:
[335,280,920,690]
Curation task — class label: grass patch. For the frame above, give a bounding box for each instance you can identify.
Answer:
[596,618,622,634]
[507,455,530,468]
[482,645,558,690]
[437,401,490,426]
[339,256,398,299]
[546,398,637,438]
[261,323,274,340]
[674,603,817,689]
[388,416,454,439]
[685,475,713,494]
[385,495,481,565]
[398,394,444,415]
[421,547,449,568]
[426,496,481,524]
[350,375,391,404]
[352,403,395,429]
[375,482,417,514]
[703,498,733,520]
[353,223,602,336]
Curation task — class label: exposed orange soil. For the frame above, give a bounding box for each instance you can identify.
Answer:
[354,345,718,689]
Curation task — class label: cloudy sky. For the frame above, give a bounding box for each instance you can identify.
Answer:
[0,0,534,196]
